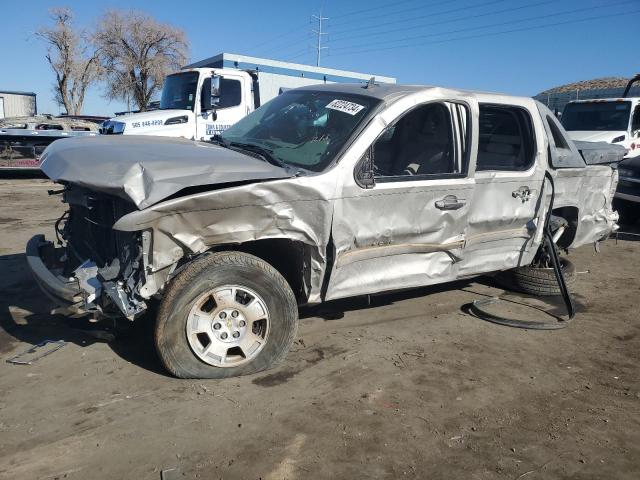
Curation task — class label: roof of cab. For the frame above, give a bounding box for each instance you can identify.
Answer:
[295,82,428,101]
[294,82,535,107]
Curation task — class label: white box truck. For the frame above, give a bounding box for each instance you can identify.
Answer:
[100,53,396,141]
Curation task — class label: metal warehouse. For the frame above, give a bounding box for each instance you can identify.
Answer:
[0,91,37,119]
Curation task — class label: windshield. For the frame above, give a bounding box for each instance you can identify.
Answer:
[220,90,380,172]
[160,72,199,111]
[562,101,631,131]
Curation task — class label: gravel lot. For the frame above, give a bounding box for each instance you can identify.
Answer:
[1,178,639,480]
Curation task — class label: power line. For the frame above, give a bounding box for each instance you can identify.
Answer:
[330,0,420,21]
[330,0,458,27]
[245,24,311,54]
[329,0,553,43]
[328,8,640,57]
[285,47,312,63]
[255,31,313,59]
[329,0,634,52]
[330,0,507,36]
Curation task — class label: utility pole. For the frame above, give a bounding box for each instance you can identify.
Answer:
[312,10,329,67]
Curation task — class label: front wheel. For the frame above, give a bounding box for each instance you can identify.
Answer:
[155,251,298,379]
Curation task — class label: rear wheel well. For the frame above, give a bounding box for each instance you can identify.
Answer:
[552,206,579,248]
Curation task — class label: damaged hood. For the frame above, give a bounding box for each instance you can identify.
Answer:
[39,135,292,209]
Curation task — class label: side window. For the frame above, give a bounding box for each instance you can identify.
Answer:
[372,102,461,179]
[546,115,570,150]
[632,105,640,132]
[201,78,243,110]
[477,105,535,171]
[218,78,242,109]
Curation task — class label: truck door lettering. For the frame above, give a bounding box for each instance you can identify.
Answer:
[206,124,231,135]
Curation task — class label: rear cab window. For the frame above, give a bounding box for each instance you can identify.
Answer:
[477,104,536,171]
[546,115,570,149]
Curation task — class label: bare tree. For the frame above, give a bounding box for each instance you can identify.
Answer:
[36,8,101,115]
[95,11,189,111]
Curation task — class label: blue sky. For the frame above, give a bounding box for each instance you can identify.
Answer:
[1,0,638,116]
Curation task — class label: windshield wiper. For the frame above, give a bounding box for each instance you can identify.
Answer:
[209,134,228,147]
[230,142,297,173]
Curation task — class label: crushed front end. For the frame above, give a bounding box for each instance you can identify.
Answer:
[26,185,148,320]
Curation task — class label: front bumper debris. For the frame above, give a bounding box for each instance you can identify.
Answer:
[25,235,84,313]
[26,234,148,320]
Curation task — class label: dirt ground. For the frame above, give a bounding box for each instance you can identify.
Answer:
[0,177,639,480]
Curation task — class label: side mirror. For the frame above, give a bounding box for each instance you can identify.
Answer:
[355,147,375,189]
[201,76,221,112]
[211,76,221,105]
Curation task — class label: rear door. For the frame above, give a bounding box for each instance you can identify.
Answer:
[457,102,545,277]
[325,97,475,300]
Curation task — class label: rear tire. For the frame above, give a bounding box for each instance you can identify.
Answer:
[155,251,298,379]
[494,258,576,296]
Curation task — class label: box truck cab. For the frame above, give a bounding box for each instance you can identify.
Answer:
[561,74,640,160]
[100,53,396,141]
[101,68,255,140]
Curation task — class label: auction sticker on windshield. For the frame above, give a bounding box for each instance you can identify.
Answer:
[326,99,365,116]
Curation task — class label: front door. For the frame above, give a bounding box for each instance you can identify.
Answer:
[196,75,247,141]
[326,100,475,300]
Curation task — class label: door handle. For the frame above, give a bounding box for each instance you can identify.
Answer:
[512,186,532,202]
[435,195,466,210]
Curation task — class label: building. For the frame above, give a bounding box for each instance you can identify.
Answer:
[184,52,397,93]
[0,91,37,119]
[535,77,640,114]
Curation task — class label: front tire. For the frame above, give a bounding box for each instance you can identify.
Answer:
[155,251,298,379]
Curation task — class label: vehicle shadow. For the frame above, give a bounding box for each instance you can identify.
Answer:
[2,250,485,375]
[3,250,574,374]
[0,169,46,180]
[299,279,477,321]
[0,252,167,375]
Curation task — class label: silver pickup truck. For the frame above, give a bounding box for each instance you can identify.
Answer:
[27,83,624,379]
